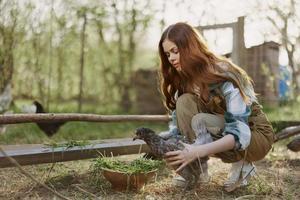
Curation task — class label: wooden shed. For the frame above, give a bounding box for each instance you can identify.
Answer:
[244,41,280,104]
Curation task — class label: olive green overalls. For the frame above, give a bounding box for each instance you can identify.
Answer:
[176,88,275,163]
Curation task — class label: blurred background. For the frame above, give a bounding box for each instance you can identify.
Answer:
[1,0,300,144]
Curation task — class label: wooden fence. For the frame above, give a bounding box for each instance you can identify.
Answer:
[0,114,299,168]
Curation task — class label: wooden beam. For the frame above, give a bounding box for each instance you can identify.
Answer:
[0,114,171,124]
[197,22,235,30]
[271,120,300,131]
[274,125,300,142]
[0,138,150,168]
[287,136,300,152]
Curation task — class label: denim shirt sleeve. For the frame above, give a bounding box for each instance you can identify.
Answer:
[167,110,179,134]
[220,81,252,150]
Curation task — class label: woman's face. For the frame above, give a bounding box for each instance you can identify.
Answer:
[162,39,181,71]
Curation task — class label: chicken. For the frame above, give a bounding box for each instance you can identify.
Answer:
[33,100,65,137]
[142,129,184,160]
[133,127,208,191]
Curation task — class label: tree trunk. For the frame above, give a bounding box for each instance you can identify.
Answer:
[0,83,12,113]
[0,5,16,114]
[47,0,54,111]
[286,46,300,97]
[78,13,87,112]
[56,47,64,101]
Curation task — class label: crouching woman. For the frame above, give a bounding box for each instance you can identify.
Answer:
[158,22,275,191]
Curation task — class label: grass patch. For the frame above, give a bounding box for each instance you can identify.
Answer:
[0,121,168,144]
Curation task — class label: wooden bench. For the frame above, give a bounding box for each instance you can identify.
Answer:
[0,138,150,168]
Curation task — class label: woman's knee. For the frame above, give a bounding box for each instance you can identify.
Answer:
[191,113,207,127]
[192,113,224,135]
[176,93,197,112]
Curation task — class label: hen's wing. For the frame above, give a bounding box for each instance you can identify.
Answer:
[36,122,66,137]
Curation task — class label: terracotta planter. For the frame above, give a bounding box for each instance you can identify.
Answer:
[102,168,157,191]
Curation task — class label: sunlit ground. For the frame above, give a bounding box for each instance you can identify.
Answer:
[0,142,299,200]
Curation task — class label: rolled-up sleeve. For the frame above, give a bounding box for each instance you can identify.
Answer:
[220,82,251,150]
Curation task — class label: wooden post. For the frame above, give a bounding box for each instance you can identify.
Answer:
[232,17,246,68]
[196,16,246,68]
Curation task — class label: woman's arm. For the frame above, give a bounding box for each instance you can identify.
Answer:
[165,134,235,172]
[165,82,252,172]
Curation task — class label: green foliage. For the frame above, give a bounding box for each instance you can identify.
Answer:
[93,156,163,174]
[262,101,300,121]
[0,0,157,110]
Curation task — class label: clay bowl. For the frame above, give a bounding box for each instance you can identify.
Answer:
[102,168,157,191]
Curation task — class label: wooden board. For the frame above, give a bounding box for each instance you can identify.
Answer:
[0,138,149,168]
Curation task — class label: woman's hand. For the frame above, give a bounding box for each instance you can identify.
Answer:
[164,142,206,173]
[164,134,235,173]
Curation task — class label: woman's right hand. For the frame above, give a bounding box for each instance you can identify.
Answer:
[164,142,207,172]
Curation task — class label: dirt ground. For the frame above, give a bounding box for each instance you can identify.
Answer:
[0,144,299,200]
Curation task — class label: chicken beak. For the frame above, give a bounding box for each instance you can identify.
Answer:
[133,135,140,141]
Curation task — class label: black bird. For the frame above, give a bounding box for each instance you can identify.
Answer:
[33,100,66,137]
[133,127,208,191]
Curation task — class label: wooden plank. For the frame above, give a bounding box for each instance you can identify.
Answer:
[0,114,171,124]
[0,138,150,168]
[197,22,235,30]
[275,125,300,142]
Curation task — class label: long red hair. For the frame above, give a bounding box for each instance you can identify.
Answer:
[158,22,254,110]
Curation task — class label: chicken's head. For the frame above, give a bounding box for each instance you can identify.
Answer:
[133,127,155,141]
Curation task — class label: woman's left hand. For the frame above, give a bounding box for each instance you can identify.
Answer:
[164,142,204,173]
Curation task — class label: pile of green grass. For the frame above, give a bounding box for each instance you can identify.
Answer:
[93,157,164,174]
[44,140,90,149]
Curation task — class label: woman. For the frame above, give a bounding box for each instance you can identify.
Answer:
[158,22,274,191]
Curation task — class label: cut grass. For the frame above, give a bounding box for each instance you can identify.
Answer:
[44,140,90,149]
[93,156,164,174]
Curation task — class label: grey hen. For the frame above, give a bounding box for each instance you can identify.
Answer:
[133,127,208,191]
[143,129,183,160]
